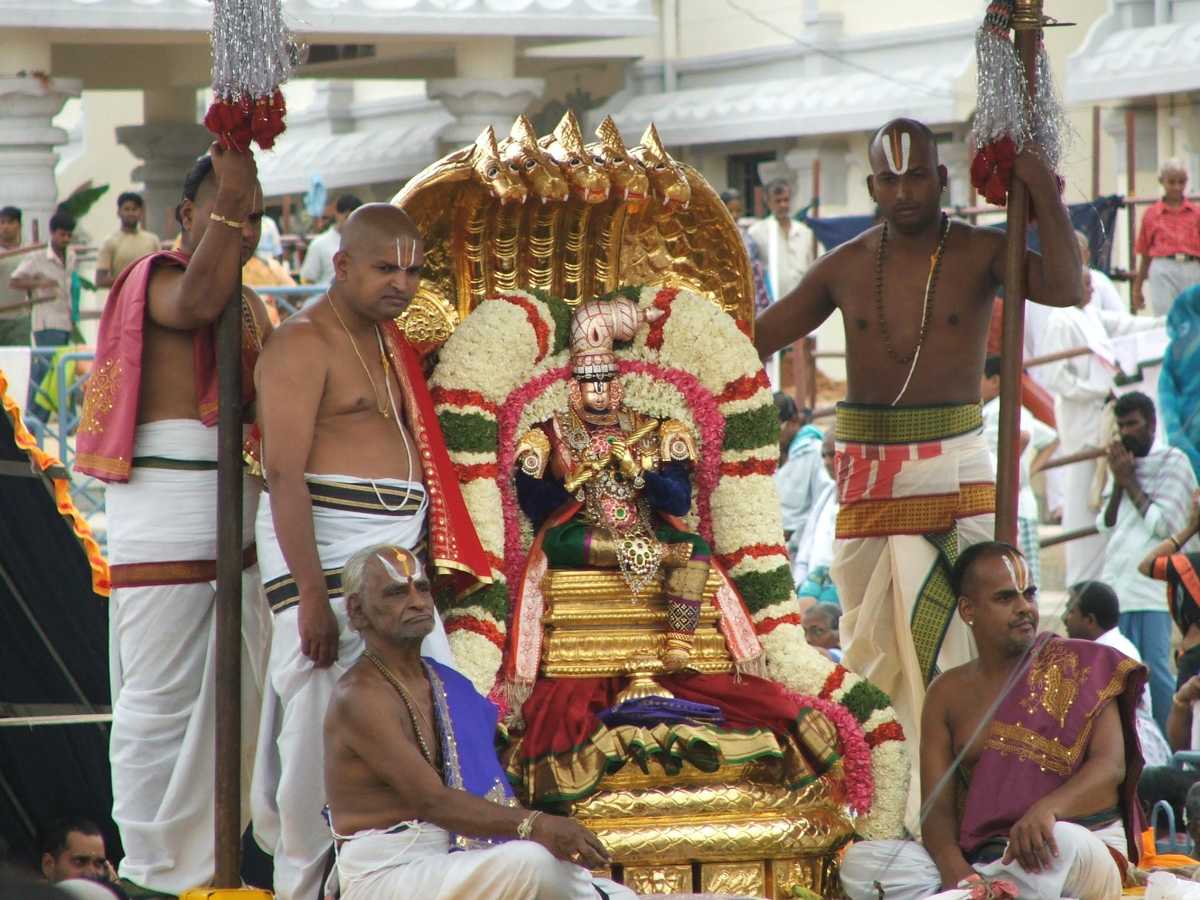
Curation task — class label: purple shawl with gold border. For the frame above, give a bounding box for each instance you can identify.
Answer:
[959,633,1146,864]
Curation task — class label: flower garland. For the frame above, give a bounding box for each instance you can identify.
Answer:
[429,286,908,838]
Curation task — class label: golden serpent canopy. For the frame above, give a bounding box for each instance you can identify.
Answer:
[391,112,754,347]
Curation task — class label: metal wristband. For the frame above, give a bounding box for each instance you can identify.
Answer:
[516,810,542,840]
[209,212,245,230]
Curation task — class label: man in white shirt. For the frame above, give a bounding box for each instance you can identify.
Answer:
[1096,391,1198,729]
[299,193,361,285]
[10,209,77,422]
[773,393,829,562]
[1043,267,1162,584]
[1062,579,1172,767]
[980,355,1057,586]
[748,179,814,387]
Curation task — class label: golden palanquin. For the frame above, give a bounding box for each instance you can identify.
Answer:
[536,570,853,897]
[399,112,853,896]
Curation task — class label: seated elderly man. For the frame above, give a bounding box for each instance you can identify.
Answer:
[842,542,1146,900]
[323,544,635,900]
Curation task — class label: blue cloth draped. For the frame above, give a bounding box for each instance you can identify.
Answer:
[799,194,1124,273]
[424,658,517,849]
[1160,285,1200,481]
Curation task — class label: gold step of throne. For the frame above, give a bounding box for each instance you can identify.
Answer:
[537,569,853,898]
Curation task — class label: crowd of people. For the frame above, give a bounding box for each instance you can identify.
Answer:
[8,118,1200,900]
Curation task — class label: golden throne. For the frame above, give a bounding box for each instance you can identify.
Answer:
[395,112,857,897]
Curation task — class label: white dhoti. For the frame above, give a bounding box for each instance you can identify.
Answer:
[841,820,1126,900]
[251,475,455,900]
[107,420,269,894]
[332,823,635,900]
[831,404,994,833]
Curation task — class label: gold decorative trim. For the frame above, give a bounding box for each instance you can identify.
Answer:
[984,655,1141,777]
[622,864,692,895]
[835,401,983,445]
[700,861,765,896]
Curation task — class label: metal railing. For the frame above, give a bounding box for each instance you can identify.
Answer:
[23,347,106,524]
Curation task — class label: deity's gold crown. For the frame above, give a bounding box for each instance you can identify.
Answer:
[391,111,753,350]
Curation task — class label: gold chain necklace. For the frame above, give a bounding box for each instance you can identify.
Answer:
[328,292,391,419]
[362,650,441,773]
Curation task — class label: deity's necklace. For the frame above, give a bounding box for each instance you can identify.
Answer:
[363,650,441,773]
[325,292,417,513]
[873,212,950,406]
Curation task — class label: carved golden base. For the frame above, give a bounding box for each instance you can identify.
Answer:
[541,569,733,678]
[570,759,852,898]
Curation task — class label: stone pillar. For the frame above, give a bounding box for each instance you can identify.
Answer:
[427,38,543,149]
[0,33,80,240]
[116,87,209,238]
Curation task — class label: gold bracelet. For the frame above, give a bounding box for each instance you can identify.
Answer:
[1170,535,1182,552]
[209,212,245,230]
[516,810,542,840]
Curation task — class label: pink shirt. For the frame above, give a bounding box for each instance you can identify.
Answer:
[1135,199,1200,258]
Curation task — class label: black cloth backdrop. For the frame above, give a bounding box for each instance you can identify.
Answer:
[799,194,1124,273]
[0,407,115,870]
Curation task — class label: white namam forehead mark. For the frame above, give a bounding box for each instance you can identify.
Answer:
[396,235,419,269]
[999,551,1031,594]
[376,547,423,585]
[881,129,912,176]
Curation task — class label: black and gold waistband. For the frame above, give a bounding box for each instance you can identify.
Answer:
[266,539,428,614]
[266,570,344,615]
[835,401,982,445]
[132,455,219,471]
[262,478,426,516]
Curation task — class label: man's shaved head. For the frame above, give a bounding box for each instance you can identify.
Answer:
[869,118,938,175]
[338,203,422,255]
[331,202,426,320]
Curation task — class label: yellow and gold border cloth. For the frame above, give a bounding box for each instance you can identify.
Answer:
[834,401,995,540]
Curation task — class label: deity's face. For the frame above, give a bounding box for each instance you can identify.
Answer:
[580,378,615,414]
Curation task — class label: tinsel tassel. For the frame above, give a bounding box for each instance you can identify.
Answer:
[206,0,296,151]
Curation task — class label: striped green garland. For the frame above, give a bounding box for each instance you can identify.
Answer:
[722,404,779,452]
[437,410,498,454]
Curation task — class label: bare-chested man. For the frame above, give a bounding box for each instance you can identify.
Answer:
[754,120,1082,810]
[76,145,273,895]
[323,544,634,900]
[842,543,1144,899]
[252,203,490,900]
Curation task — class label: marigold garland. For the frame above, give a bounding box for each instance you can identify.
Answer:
[429,285,909,838]
[0,370,109,596]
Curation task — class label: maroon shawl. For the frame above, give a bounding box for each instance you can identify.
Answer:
[77,251,258,482]
[959,633,1146,864]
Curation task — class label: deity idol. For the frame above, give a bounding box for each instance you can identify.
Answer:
[514,297,708,671]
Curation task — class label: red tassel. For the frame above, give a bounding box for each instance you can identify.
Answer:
[205,91,285,152]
